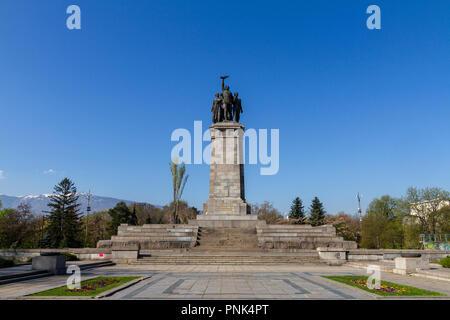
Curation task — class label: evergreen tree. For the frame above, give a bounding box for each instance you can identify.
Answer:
[106,202,134,235]
[45,178,82,248]
[309,197,326,226]
[288,197,305,222]
[130,204,138,226]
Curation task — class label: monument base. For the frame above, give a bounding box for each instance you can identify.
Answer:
[203,198,251,216]
[189,214,265,228]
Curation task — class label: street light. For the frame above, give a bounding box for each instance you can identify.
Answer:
[85,191,91,247]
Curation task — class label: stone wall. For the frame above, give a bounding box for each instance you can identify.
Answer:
[257,224,358,250]
[347,249,450,262]
[98,224,199,250]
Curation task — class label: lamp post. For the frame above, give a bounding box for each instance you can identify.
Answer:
[85,191,91,247]
[357,193,362,224]
[357,193,363,243]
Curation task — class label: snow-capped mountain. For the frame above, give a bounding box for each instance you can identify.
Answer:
[0,193,143,215]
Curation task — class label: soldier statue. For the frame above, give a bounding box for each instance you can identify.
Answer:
[211,75,243,123]
[232,92,243,123]
[211,93,223,123]
[221,76,233,121]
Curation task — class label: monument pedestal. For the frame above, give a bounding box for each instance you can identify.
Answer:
[192,214,264,228]
[196,121,259,228]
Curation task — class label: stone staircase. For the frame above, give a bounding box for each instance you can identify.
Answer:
[257,224,357,250]
[131,252,323,265]
[99,224,357,265]
[130,227,325,265]
[97,224,198,250]
[191,227,260,252]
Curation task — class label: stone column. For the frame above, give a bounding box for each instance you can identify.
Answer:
[203,122,251,216]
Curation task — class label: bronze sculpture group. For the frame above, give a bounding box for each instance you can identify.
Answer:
[211,76,243,123]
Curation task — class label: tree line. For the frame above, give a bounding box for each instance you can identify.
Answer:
[0,176,198,249]
[272,187,449,248]
[1,170,448,249]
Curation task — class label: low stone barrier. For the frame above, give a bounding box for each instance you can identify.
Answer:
[316,247,347,266]
[393,257,432,275]
[347,249,449,262]
[0,248,112,262]
[111,243,139,263]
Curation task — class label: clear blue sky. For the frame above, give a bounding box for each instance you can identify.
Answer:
[1,1,449,215]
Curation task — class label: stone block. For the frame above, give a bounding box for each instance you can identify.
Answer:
[112,250,138,260]
[393,257,417,275]
[417,258,430,270]
[316,247,347,266]
[32,254,66,275]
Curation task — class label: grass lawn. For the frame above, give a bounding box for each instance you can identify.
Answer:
[30,276,140,297]
[435,257,450,268]
[324,275,446,297]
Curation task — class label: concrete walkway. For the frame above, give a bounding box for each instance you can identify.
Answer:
[0,264,448,300]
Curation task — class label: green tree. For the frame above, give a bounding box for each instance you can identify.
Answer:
[436,205,450,233]
[45,178,82,248]
[288,197,305,223]
[82,210,111,247]
[106,202,135,236]
[130,204,138,226]
[309,197,326,226]
[360,195,404,249]
[132,203,165,225]
[0,204,38,248]
[169,160,189,224]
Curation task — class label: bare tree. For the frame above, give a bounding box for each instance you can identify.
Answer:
[405,187,450,234]
[252,201,283,224]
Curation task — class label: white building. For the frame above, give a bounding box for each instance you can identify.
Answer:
[410,199,450,216]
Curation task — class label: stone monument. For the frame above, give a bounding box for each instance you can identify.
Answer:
[194,76,260,228]
[98,75,358,258]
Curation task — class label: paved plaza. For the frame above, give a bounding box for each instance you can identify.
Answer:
[1,264,449,300]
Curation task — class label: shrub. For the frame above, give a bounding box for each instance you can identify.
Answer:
[0,257,15,268]
[438,256,450,268]
[60,252,78,261]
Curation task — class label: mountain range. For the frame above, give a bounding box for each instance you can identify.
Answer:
[0,193,147,215]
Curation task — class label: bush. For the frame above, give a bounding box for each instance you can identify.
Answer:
[60,252,78,261]
[438,256,450,268]
[0,257,15,268]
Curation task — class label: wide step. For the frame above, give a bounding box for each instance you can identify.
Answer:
[130,252,324,265]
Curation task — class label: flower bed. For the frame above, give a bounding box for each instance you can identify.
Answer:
[30,276,139,297]
[324,276,445,296]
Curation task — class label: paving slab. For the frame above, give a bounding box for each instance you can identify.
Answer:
[0,264,448,300]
